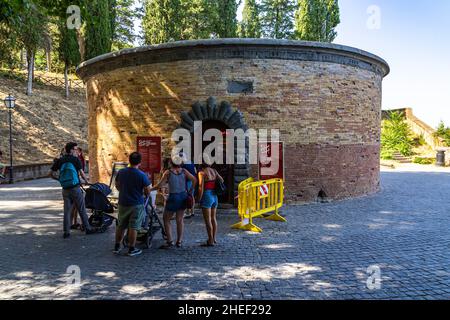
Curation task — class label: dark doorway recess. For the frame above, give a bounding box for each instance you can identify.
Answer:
[179,97,250,206]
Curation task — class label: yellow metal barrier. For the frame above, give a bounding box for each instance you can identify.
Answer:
[232,178,286,233]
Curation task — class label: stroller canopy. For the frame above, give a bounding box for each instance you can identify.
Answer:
[85,183,114,213]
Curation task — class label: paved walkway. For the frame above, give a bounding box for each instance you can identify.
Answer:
[0,166,450,300]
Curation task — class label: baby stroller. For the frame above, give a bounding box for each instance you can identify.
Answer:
[84,183,118,232]
[123,196,166,249]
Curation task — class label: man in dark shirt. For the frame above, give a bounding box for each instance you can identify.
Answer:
[113,152,151,257]
[51,142,96,238]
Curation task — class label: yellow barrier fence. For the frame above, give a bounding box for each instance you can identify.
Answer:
[232,178,286,233]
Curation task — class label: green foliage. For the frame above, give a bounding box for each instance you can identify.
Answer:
[434,121,450,147]
[381,111,414,159]
[213,0,239,38]
[143,0,239,44]
[84,0,112,60]
[181,0,218,39]
[413,157,435,165]
[294,0,340,42]
[111,0,141,50]
[13,1,48,56]
[143,0,184,44]
[412,134,426,147]
[57,18,81,67]
[239,0,262,38]
[260,0,296,39]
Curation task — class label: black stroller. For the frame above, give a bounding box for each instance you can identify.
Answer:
[123,196,166,249]
[85,183,118,232]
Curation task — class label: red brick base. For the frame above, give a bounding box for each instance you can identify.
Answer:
[282,144,380,203]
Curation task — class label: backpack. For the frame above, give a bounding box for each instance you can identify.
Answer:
[59,161,80,189]
[213,169,226,196]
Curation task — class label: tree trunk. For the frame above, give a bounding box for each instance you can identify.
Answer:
[46,48,51,72]
[20,50,26,70]
[26,51,35,96]
[76,29,86,62]
[64,63,70,98]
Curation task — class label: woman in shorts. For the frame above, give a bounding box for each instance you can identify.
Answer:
[197,163,224,247]
[150,158,197,248]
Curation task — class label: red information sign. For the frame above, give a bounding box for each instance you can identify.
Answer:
[137,137,162,176]
[258,142,284,181]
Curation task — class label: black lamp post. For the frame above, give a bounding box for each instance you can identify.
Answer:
[3,94,16,184]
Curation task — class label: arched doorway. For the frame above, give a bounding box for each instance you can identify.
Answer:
[196,120,234,204]
[179,97,250,206]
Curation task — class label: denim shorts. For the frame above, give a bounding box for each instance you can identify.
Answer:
[165,192,188,212]
[200,190,218,209]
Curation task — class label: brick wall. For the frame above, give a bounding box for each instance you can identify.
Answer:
[84,57,383,203]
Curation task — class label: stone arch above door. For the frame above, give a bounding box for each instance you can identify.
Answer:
[179,97,251,197]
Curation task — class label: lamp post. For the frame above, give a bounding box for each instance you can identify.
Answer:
[3,94,16,184]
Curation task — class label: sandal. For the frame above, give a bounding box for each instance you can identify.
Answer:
[159,241,174,249]
[176,241,182,248]
[200,241,214,247]
[70,223,81,230]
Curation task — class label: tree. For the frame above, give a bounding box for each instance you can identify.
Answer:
[434,121,450,147]
[239,0,262,38]
[13,0,48,95]
[0,0,21,69]
[260,0,296,39]
[111,0,141,49]
[181,0,217,40]
[294,0,340,42]
[213,0,239,38]
[142,0,184,44]
[381,111,414,159]
[84,0,112,60]
[57,18,80,97]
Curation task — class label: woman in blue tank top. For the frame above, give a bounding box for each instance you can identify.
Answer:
[150,158,197,248]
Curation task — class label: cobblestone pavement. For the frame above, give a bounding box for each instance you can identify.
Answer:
[0,166,450,300]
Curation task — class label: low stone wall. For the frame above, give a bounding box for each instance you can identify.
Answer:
[0,163,52,184]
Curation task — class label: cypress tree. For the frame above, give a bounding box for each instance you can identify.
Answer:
[112,0,140,49]
[84,0,112,60]
[213,0,239,38]
[239,0,262,38]
[57,18,80,97]
[181,0,217,40]
[294,0,340,42]
[143,0,183,44]
[260,0,296,39]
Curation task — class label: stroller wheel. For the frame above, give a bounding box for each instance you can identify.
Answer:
[145,234,153,249]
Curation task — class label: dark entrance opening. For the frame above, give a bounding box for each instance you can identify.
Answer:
[192,120,234,205]
[317,189,329,203]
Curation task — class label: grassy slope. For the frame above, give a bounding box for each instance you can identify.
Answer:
[0,76,87,165]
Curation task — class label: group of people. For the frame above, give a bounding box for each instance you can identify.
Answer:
[114,152,224,257]
[51,142,224,257]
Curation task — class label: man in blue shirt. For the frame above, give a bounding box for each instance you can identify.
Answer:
[113,152,151,257]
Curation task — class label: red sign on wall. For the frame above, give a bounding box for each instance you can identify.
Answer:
[258,142,284,181]
[137,137,162,175]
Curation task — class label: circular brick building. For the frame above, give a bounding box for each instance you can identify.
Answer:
[77,39,389,204]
